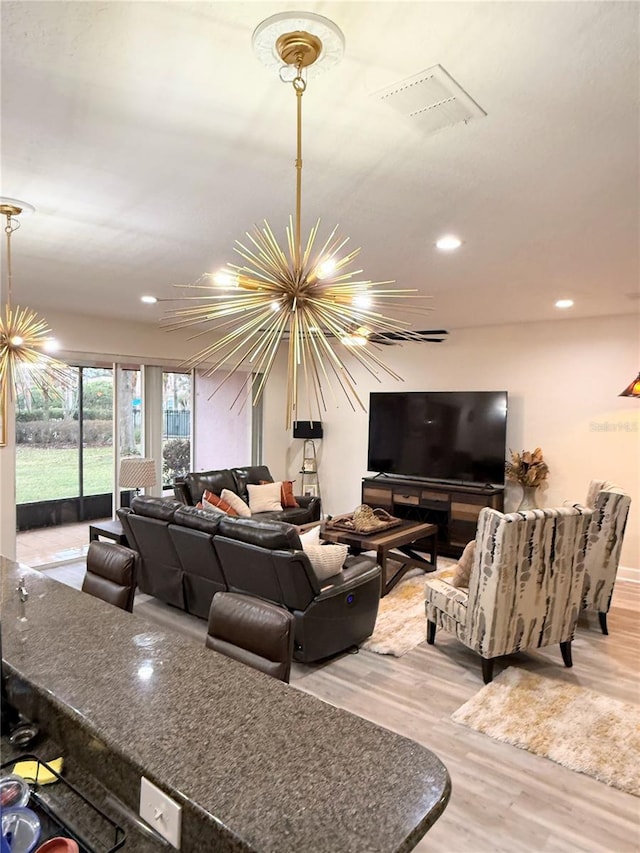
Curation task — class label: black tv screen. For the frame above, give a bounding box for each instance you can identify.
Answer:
[367,391,508,486]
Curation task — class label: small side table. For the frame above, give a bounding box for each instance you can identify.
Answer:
[89,519,129,547]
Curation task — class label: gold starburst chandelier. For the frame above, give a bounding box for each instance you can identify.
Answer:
[0,199,68,404]
[167,12,431,427]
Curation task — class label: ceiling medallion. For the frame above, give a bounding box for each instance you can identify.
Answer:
[0,199,69,405]
[166,13,431,427]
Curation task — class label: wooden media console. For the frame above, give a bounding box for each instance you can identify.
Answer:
[362,476,504,558]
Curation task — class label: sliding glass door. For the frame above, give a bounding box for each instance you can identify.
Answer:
[16,365,114,530]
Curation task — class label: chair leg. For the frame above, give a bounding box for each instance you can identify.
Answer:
[560,640,573,668]
[598,612,609,635]
[427,620,436,645]
[481,657,494,684]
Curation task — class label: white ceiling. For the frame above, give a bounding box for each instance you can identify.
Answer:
[1,1,638,332]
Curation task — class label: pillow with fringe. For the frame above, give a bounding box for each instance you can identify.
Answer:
[220,488,252,518]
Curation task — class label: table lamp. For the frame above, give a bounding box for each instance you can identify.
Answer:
[119,457,157,496]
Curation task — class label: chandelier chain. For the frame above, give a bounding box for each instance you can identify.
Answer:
[4,214,16,308]
[293,55,305,272]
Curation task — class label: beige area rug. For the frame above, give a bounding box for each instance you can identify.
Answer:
[452,667,640,796]
[361,560,456,657]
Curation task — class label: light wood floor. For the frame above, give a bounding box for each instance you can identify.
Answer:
[44,562,640,852]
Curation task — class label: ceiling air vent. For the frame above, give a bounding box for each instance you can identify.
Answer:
[374,64,486,134]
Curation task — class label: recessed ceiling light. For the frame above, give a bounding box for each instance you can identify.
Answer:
[555,299,574,309]
[436,235,462,251]
[141,295,158,304]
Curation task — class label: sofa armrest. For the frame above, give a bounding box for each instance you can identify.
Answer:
[173,479,193,505]
[294,494,321,522]
[315,556,380,600]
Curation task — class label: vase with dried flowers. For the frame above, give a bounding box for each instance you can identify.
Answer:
[505,447,550,510]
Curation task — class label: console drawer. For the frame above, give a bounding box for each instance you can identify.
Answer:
[393,492,420,506]
[363,487,393,509]
[421,490,449,507]
[451,501,485,522]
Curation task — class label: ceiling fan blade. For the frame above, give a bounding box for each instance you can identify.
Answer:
[369,330,449,345]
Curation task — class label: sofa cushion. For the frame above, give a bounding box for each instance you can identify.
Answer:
[254,506,317,525]
[247,482,283,513]
[221,488,252,517]
[186,469,237,504]
[131,495,182,521]
[174,505,224,534]
[218,516,302,550]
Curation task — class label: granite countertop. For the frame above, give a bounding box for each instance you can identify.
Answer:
[1,556,451,852]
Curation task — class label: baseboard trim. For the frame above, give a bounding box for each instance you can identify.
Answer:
[618,565,640,584]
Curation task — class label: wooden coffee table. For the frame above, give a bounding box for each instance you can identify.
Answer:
[320,519,438,597]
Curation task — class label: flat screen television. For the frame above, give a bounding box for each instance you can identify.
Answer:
[367,391,508,486]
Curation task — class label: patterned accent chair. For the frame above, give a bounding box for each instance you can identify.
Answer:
[425,506,592,683]
[582,480,631,635]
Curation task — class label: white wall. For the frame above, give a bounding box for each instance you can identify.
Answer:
[263,313,640,568]
[194,370,252,470]
[42,309,198,363]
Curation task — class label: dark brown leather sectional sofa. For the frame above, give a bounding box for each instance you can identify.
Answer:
[117,496,381,663]
[173,464,321,525]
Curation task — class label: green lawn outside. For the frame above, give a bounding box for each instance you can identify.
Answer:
[16,446,113,504]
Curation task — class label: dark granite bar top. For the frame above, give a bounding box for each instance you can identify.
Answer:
[1,556,450,852]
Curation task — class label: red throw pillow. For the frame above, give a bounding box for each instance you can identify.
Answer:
[260,479,299,508]
[281,480,299,508]
[203,489,239,516]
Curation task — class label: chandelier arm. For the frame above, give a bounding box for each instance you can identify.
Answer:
[163,302,268,335]
[308,224,341,271]
[235,237,287,282]
[301,219,321,273]
[299,314,330,417]
[321,350,364,413]
[229,372,255,414]
[178,318,273,368]
[236,237,290,284]
[242,312,292,412]
[184,307,286,362]
[259,220,292,273]
[192,307,289,380]
[248,311,291,367]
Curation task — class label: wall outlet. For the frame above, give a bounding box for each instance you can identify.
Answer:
[139,776,182,849]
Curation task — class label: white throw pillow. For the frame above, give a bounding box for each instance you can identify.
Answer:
[304,543,348,582]
[299,524,321,549]
[246,482,283,513]
[220,488,252,518]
